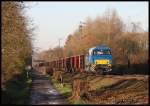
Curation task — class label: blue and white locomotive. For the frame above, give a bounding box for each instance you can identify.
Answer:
[84,45,112,74]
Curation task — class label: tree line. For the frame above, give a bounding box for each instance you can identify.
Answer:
[39,9,148,73]
[2,2,33,91]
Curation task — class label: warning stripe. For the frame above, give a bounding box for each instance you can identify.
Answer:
[90,64,96,72]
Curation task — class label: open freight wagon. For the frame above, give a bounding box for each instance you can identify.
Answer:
[48,54,85,72]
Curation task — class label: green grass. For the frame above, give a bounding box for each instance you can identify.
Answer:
[2,69,33,104]
[55,83,72,97]
[50,76,72,97]
[49,75,87,104]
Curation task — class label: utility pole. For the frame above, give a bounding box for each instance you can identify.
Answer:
[58,38,61,49]
[79,21,86,40]
[58,38,62,69]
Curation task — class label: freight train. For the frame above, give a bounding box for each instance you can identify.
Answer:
[38,45,112,74]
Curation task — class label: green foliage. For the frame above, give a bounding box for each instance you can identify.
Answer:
[2,70,32,104]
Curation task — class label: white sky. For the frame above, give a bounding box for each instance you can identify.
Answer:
[25,2,148,52]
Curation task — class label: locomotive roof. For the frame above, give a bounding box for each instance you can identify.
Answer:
[94,45,110,50]
[90,45,110,51]
[89,45,110,55]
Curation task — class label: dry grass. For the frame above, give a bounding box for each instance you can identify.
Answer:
[49,70,148,104]
[85,78,148,104]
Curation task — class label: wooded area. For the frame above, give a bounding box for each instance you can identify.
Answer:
[2,2,33,104]
[38,9,148,73]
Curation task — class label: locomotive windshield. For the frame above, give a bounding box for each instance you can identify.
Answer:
[93,49,111,55]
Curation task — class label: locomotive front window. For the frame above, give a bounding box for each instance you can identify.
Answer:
[93,50,111,55]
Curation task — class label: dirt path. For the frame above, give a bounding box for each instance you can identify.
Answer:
[29,70,68,105]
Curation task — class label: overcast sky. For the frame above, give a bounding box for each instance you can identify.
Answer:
[26,1,148,52]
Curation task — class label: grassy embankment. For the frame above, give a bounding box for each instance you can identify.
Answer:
[49,72,86,104]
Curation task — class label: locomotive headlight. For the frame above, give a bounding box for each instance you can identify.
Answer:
[107,60,109,64]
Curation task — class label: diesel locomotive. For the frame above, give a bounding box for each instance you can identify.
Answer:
[38,45,112,74]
